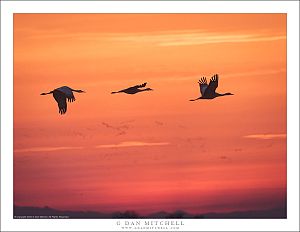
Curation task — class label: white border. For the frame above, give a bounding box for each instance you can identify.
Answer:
[1,1,299,231]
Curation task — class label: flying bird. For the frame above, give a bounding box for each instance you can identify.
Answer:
[190,74,233,101]
[40,86,85,114]
[111,82,153,95]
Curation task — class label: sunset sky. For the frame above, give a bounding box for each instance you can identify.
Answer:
[13,14,286,215]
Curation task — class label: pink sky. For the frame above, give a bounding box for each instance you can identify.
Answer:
[14,14,286,216]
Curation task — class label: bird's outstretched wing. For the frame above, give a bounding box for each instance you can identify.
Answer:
[203,74,218,98]
[198,77,208,97]
[111,82,148,94]
[53,90,67,114]
[56,86,76,102]
[133,83,147,89]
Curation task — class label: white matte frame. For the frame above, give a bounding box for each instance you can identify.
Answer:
[1,1,299,231]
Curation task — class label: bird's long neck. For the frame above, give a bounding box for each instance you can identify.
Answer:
[139,88,152,92]
[217,92,232,97]
[70,89,83,93]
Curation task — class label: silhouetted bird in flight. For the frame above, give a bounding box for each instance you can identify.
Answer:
[111,82,153,95]
[190,74,233,101]
[40,86,85,114]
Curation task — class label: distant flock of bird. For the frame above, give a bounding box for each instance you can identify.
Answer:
[40,74,233,115]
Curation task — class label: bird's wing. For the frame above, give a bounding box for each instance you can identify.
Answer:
[203,74,218,97]
[56,86,75,102]
[117,83,147,93]
[53,90,67,114]
[133,83,147,89]
[198,77,208,97]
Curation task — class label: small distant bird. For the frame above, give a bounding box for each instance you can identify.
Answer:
[111,83,153,95]
[190,74,233,101]
[40,86,85,114]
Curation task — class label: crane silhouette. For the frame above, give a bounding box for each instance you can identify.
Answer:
[40,86,85,114]
[190,74,233,101]
[111,82,153,95]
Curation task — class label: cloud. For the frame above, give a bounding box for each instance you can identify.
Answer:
[112,30,286,47]
[244,134,286,140]
[14,146,84,153]
[223,68,286,79]
[95,141,170,149]
[24,28,285,47]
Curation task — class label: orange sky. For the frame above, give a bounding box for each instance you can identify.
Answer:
[14,14,286,215]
